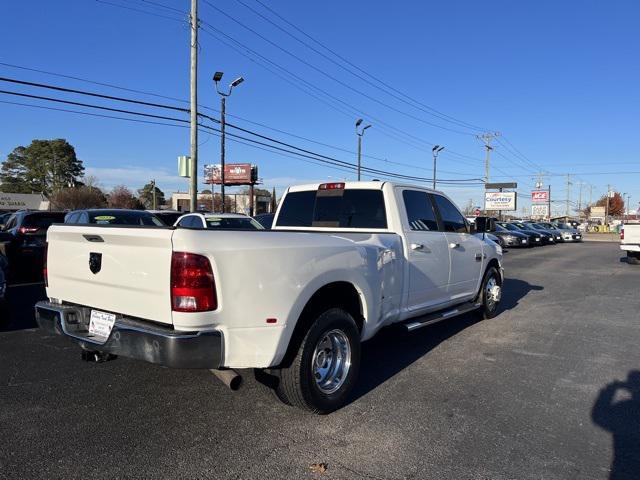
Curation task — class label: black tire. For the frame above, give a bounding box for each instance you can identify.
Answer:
[477,266,502,319]
[627,252,640,265]
[275,308,361,414]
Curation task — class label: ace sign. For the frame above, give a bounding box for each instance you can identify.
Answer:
[531,190,549,203]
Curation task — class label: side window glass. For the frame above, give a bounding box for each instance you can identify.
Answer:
[402,190,439,231]
[66,213,78,223]
[80,213,89,223]
[5,215,17,230]
[178,216,193,227]
[432,195,468,233]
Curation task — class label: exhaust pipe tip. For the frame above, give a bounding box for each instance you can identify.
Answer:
[210,368,242,390]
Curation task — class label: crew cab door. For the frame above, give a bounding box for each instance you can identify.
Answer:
[432,194,483,301]
[399,189,451,313]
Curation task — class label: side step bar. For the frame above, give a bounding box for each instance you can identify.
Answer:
[402,301,481,332]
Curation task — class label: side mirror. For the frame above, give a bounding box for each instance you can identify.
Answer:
[475,216,496,233]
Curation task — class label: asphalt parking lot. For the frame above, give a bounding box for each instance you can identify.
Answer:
[0,242,638,480]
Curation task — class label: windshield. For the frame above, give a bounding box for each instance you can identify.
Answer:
[205,217,264,230]
[499,223,520,232]
[88,211,164,226]
[23,213,66,228]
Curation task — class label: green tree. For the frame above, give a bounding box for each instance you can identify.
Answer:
[0,139,84,194]
[137,182,165,209]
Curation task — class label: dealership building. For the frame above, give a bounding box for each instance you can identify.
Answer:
[170,191,273,215]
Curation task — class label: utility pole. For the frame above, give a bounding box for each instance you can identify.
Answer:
[577,181,583,219]
[565,174,572,217]
[605,184,611,227]
[151,179,157,210]
[432,145,444,190]
[189,0,198,212]
[548,185,552,221]
[476,132,500,184]
[214,72,245,213]
[355,119,372,181]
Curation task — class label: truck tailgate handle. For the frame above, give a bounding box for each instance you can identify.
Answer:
[83,234,104,243]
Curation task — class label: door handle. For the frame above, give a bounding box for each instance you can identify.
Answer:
[410,243,424,250]
[449,242,460,249]
[475,253,483,261]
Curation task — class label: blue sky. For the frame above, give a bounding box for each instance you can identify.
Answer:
[1,0,639,215]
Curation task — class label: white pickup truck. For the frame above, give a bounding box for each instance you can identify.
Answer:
[36,181,503,413]
[620,221,640,265]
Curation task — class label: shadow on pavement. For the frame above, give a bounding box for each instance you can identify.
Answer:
[0,284,46,332]
[592,371,640,480]
[347,278,543,405]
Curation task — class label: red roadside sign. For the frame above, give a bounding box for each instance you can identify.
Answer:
[531,190,549,203]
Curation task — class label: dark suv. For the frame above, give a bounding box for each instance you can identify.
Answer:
[1,210,66,281]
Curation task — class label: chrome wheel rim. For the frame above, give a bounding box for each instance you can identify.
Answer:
[312,329,351,394]
[485,275,501,311]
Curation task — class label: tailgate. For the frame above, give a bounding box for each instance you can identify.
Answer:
[623,224,640,244]
[46,225,174,325]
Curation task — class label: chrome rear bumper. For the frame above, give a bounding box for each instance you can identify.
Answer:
[35,301,223,369]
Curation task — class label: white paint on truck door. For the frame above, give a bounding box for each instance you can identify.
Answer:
[399,189,451,313]
[432,194,483,300]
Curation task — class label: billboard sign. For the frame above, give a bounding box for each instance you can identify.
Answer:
[531,204,549,217]
[204,163,257,185]
[0,193,49,211]
[531,190,549,203]
[484,191,517,211]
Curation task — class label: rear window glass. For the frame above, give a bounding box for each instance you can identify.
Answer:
[277,189,387,229]
[23,213,66,228]
[88,211,163,226]
[205,217,263,230]
[276,191,316,227]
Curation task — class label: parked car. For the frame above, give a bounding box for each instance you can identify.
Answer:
[174,213,265,230]
[511,222,555,244]
[524,222,563,243]
[64,209,164,226]
[550,222,583,242]
[500,222,546,245]
[1,210,66,281]
[146,210,183,226]
[36,181,503,413]
[620,221,640,265]
[254,213,275,229]
[493,224,531,248]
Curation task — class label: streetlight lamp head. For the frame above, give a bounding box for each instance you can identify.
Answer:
[355,118,363,127]
[437,146,445,152]
[230,76,244,88]
[213,71,224,82]
[432,145,440,152]
[363,124,372,131]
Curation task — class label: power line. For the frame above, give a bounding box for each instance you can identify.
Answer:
[250,0,489,132]
[201,0,476,136]
[232,0,484,133]
[0,89,483,185]
[94,0,185,22]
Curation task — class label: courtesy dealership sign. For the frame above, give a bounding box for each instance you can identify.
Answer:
[484,192,517,211]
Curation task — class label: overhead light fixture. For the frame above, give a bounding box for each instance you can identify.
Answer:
[230,76,244,88]
[213,71,224,82]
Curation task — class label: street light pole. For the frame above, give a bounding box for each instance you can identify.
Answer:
[431,145,444,190]
[355,118,371,181]
[214,72,244,213]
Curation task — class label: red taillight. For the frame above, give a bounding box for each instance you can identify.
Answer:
[620,228,624,240]
[171,252,217,312]
[318,182,345,190]
[43,242,48,286]
[19,226,38,234]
